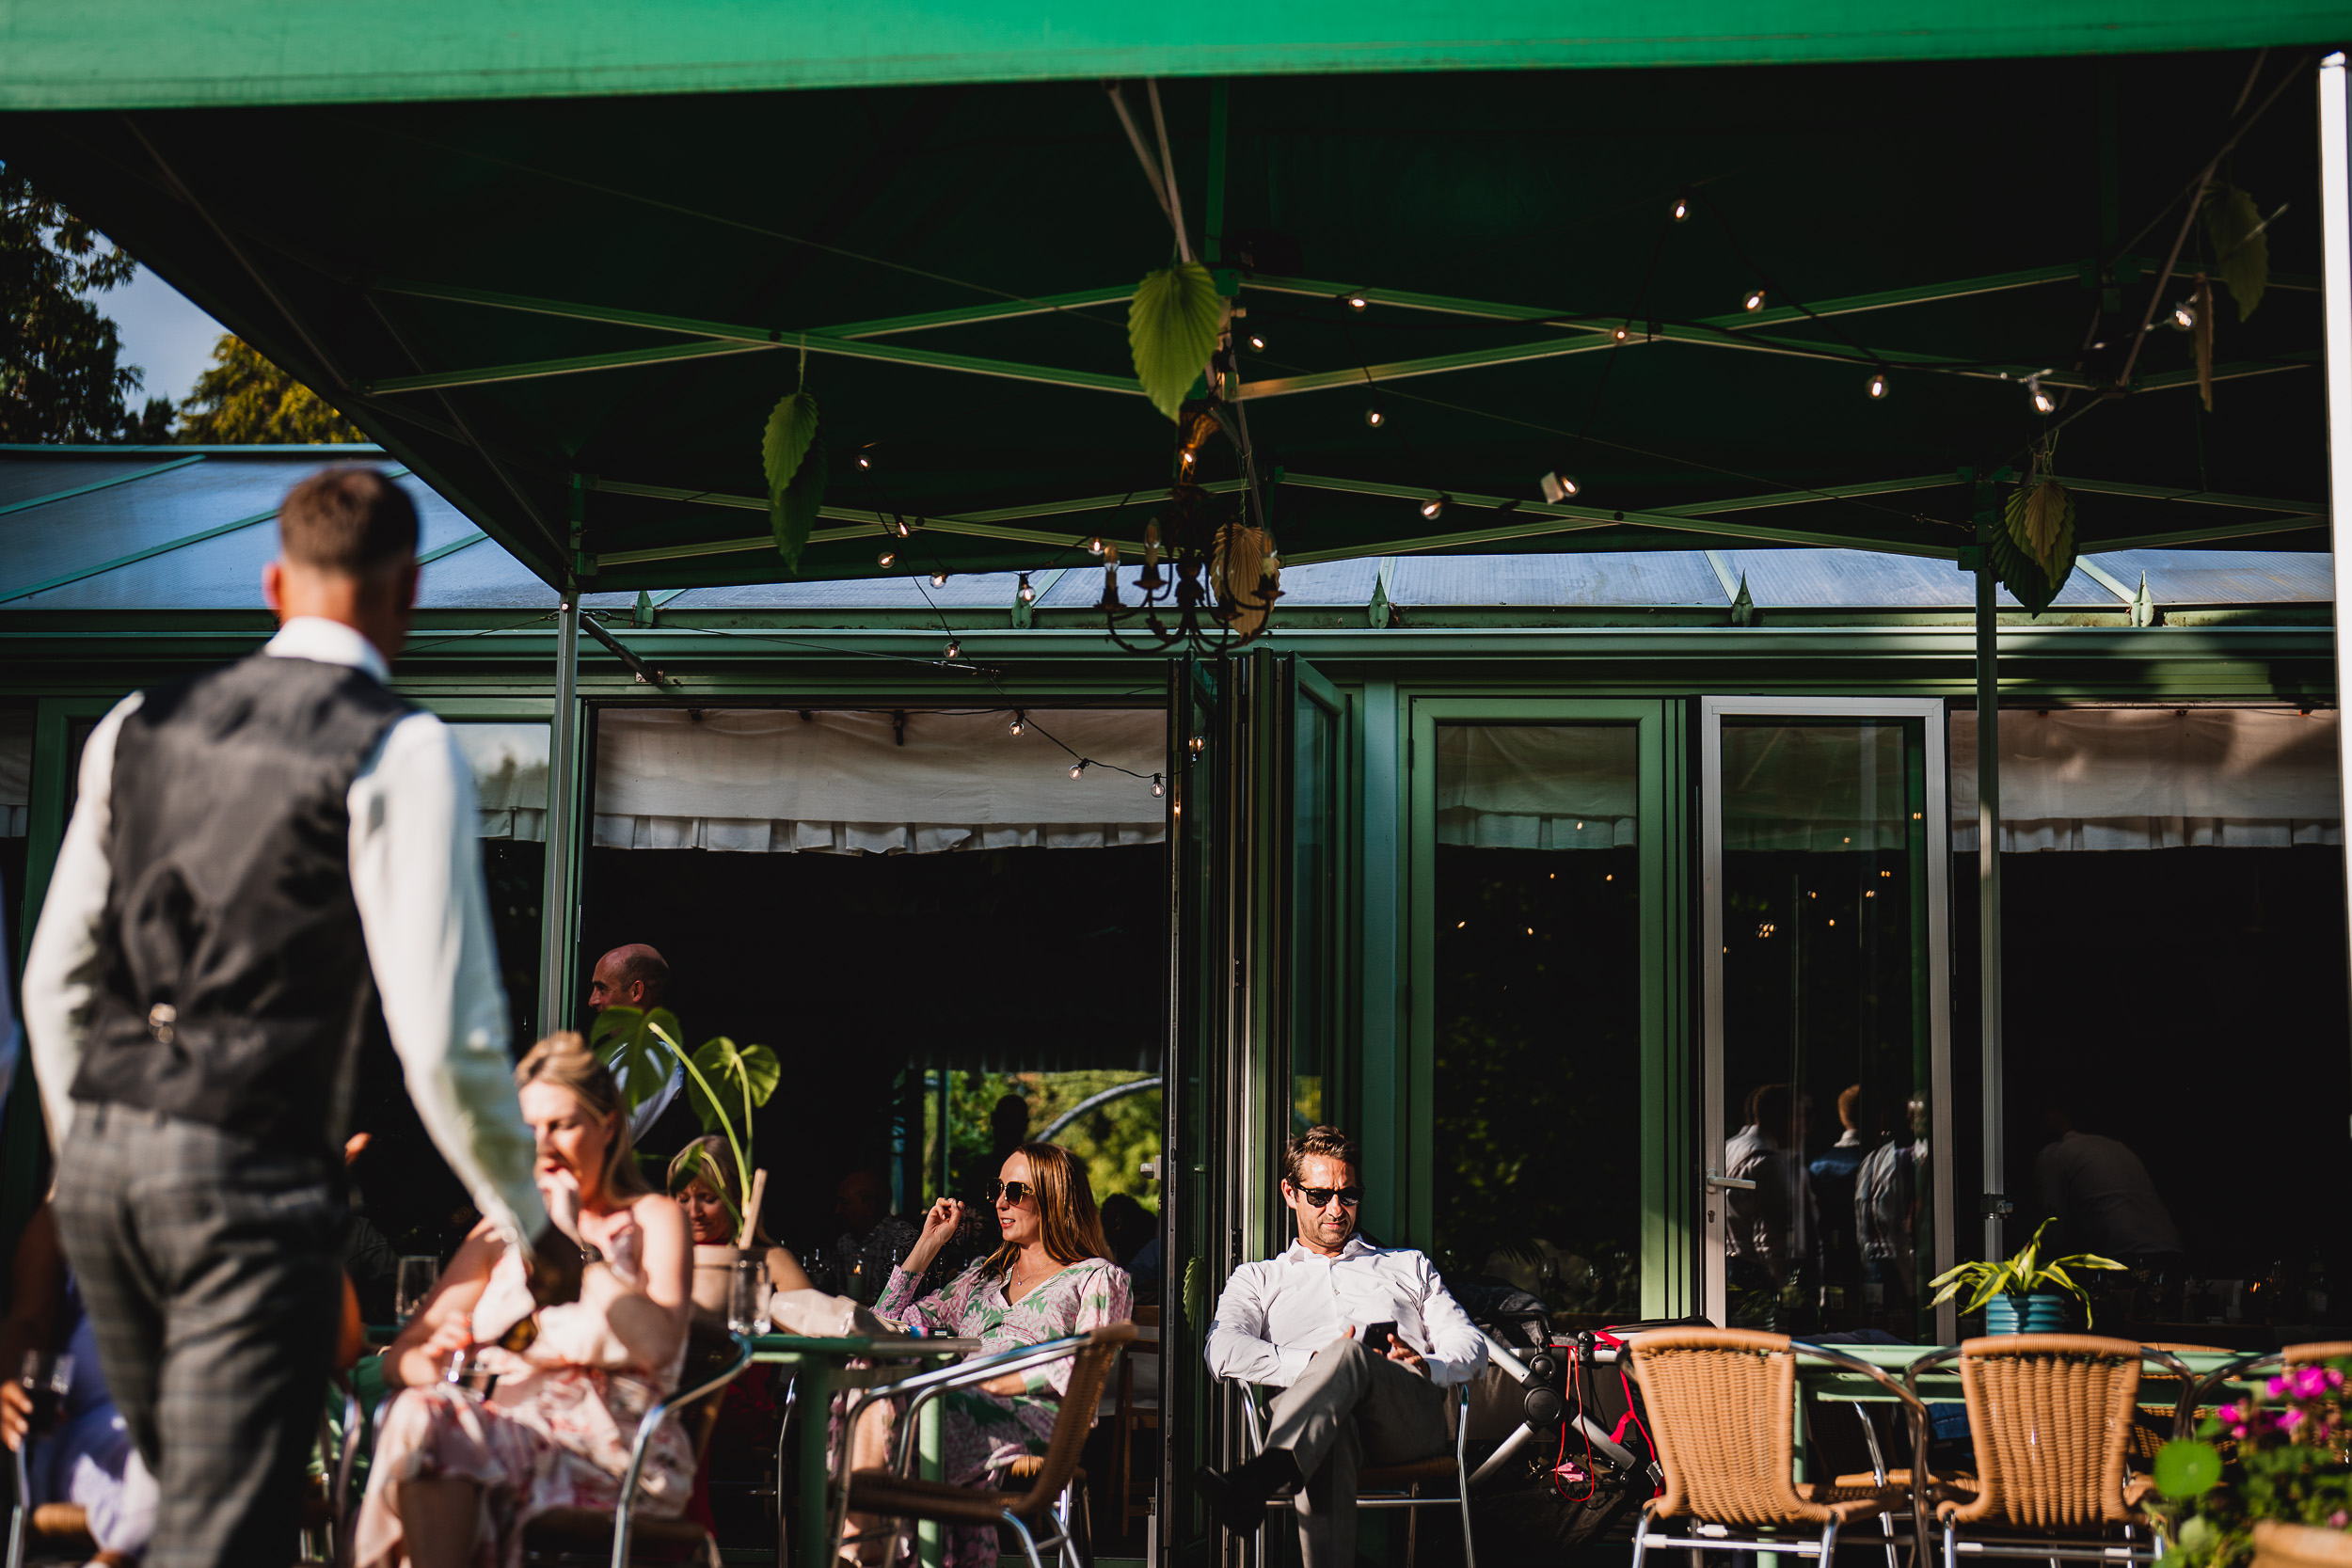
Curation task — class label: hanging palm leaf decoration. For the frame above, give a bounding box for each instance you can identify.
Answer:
[2201,183,2269,322]
[1211,519,1279,640]
[762,388,826,571]
[1130,261,1229,420]
[1993,475,2077,617]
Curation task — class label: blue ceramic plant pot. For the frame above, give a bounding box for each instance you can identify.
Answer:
[1985,1292,2071,1335]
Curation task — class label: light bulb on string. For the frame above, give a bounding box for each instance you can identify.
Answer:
[1248,332,1266,352]
[1743,288,1766,312]
[877,547,898,567]
[1009,712,1025,736]
[943,638,961,659]
[1017,574,1036,605]
[931,570,949,588]
[1364,406,1386,429]
[1612,325,1630,343]
[889,516,912,538]
[1420,494,1447,521]
[1672,195,1691,222]
[1864,369,1890,400]
[1069,760,1089,781]
[1152,774,1166,798]
[2169,301,2197,332]
[2027,375,2056,416]
[1540,471,1581,503]
[1346,293,1368,312]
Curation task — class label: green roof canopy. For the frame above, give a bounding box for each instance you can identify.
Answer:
[0,38,2332,590]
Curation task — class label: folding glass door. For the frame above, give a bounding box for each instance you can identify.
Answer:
[1700,698,1954,1341]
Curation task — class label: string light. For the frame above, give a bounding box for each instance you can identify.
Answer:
[1152,774,1166,798]
[1346,293,1368,311]
[2169,300,2197,332]
[931,570,949,588]
[877,547,898,567]
[943,638,961,659]
[1612,325,1630,343]
[1087,536,1105,556]
[1364,407,1385,428]
[1009,712,1025,736]
[1069,760,1089,780]
[1540,471,1581,503]
[1420,494,1448,520]
[1248,332,1266,352]
[1017,574,1036,605]
[888,516,912,538]
[1179,450,1196,467]
[1743,288,1766,312]
[2027,375,2056,416]
[1672,195,1690,222]
[1864,370,1890,400]
[856,451,875,470]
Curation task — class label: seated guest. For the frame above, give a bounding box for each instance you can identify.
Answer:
[1197,1126,1486,1568]
[1099,1192,1162,1297]
[860,1143,1131,1567]
[669,1134,815,1298]
[587,942,698,1157]
[0,1203,157,1567]
[355,1034,692,1568]
[822,1167,923,1303]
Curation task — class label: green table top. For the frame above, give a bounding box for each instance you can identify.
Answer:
[748,1334,984,1360]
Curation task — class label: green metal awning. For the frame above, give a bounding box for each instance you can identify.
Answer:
[0,48,2330,590]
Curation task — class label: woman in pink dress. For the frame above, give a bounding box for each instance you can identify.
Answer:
[355,1034,694,1568]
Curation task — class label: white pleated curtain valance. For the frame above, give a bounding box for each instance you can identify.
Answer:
[449,723,549,841]
[591,707,1168,853]
[1436,724,1639,849]
[1950,707,2341,852]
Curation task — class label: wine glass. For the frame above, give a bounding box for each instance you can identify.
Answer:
[395,1256,439,1326]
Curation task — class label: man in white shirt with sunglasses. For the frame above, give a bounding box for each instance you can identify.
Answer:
[1200,1124,1486,1566]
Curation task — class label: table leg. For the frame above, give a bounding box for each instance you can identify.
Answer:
[798,1359,836,1568]
[919,1394,945,1568]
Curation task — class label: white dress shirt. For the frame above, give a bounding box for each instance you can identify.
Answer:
[1205,1233,1488,1389]
[23,617,549,1249]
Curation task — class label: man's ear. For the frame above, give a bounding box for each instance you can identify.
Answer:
[262,559,285,613]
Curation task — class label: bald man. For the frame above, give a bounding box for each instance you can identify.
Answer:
[588,943,693,1154]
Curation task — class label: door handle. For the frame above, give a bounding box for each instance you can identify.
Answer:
[1706,1169,1757,1191]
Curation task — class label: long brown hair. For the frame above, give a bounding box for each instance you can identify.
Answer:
[667,1134,771,1244]
[984,1142,1112,1280]
[515,1032,650,1199]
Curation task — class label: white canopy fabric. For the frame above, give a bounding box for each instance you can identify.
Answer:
[1951,707,2342,851]
[1435,724,1639,849]
[449,723,549,841]
[590,707,1167,853]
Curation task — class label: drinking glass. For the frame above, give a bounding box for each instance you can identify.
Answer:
[395,1256,439,1325]
[728,1255,769,1337]
[17,1350,73,1440]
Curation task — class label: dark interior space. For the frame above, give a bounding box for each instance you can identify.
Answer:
[577,843,1163,1256]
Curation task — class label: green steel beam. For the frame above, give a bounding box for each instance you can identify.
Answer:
[818,286,1136,339]
[418,530,488,563]
[2128,356,2317,393]
[373,279,1143,395]
[2059,477,2326,515]
[0,452,206,515]
[2085,516,2328,552]
[1651,474,1958,516]
[358,338,772,395]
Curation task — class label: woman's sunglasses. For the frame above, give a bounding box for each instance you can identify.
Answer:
[984,1180,1035,1206]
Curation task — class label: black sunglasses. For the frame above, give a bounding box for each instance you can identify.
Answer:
[985,1180,1035,1206]
[1293,1185,1363,1210]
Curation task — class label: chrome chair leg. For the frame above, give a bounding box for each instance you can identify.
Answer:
[1002,1509,1049,1568]
[8,1444,31,1568]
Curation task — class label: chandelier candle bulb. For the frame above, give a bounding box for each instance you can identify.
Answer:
[1865,370,1890,399]
[1743,287,1766,311]
[1672,195,1691,221]
[1364,406,1385,428]
[1346,293,1368,311]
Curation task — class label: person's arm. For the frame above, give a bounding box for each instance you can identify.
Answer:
[1411,1261,1489,1387]
[0,1205,68,1452]
[529,1195,692,1373]
[22,695,138,1149]
[1205,1262,1310,1387]
[876,1198,967,1324]
[349,715,550,1258]
[381,1227,501,1390]
[764,1245,814,1294]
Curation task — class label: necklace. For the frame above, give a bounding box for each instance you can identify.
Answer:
[1007,1257,1057,1300]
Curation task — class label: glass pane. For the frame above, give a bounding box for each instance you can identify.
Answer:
[1720,719,1932,1338]
[1291,681,1336,1131]
[1434,724,1641,1324]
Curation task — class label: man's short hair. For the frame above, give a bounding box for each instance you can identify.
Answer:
[278,467,418,577]
[603,944,670,1006]
[1282,1125,1360,1186]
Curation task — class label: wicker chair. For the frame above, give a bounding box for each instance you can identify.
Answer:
[1903,1336,2192,1568]
[832,1324,1136,1568]
[521,1323,755,1568]
[1627,1328,1924,1568]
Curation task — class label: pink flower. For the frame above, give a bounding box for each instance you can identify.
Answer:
[2330,1513,2347,1529]
[2277,1406,2307,1433]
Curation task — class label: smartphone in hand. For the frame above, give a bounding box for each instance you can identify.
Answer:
[1362,1322,1397,1355]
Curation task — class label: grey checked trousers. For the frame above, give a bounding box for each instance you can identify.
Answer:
[53,1102,343,1568]
[1263,1337,1452,1568]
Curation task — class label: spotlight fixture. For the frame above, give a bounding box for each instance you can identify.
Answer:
[1017,574,1036,605]
[1009,712,1025,736]
[1346,293,1368,311]
[2027,375,2056,416]
[1864,370,1890,400]
[1672,195,1690,222]
[1364,407,1386,428]
[1540,471,1581,503]
[931,570,949,588]
[2169,301,2197,332]
[1248,332,1266,351]
[1420,494,1448,521]
[877,547,898,567]
[1743,288,1766,312]
[943,638,961,659]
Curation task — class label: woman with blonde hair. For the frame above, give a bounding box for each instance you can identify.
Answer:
[860,1141,1130,1566]
[666,1134,815,1297]
[355,1034,693,1568]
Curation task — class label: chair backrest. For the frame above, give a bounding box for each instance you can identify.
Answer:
[1946,1335,2143,1529]
[1002,1323,1138,1520]
[676,1321,751,1467]
[1628,1327,1833,1527]
[2284,1342,2352,1366]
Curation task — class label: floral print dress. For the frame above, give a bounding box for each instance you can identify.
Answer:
[875,1257,1132,1567]
[353,1214,692,1568]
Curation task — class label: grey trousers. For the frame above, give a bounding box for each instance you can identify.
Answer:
[53,1102,343,1568]
[1264,1338,1451,1568]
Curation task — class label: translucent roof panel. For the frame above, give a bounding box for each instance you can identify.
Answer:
[1388,551,1728,607]
[1718,547,2121,610]
[421,536,562,610]
[0,455,190,510]
[665,570,1027,610]
[2084,549,2332,606]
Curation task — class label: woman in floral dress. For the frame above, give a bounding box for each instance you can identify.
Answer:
[355,1034,694,1568]
[860,1142,1132,1567]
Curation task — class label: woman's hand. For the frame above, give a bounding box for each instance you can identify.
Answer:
[903,1198,963,1278]
[537,1166,584,1243]
[391,1313,476,1389]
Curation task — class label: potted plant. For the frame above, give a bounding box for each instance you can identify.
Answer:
[590,1006,782,1310]
[2147,1356,2352,1568]
[1927,1217,2126,1332]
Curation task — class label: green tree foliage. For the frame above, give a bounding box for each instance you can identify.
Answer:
[929,1069,1162,1215]
[0,166,171,442]
[177,335,366,444]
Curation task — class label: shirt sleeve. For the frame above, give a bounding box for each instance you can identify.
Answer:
[1205,1261,1311,1388]
[1413,1259,1489,1387]
[23,694,140,1151]
[349,711,548,1250]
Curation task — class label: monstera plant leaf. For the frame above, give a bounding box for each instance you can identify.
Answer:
[763,389,826,571]
[586,1005,685,1117]
[686,1036,782,1139]
[2201,183,2268,321]
[1994,478,2078,617]
[1130,261,1228,420]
